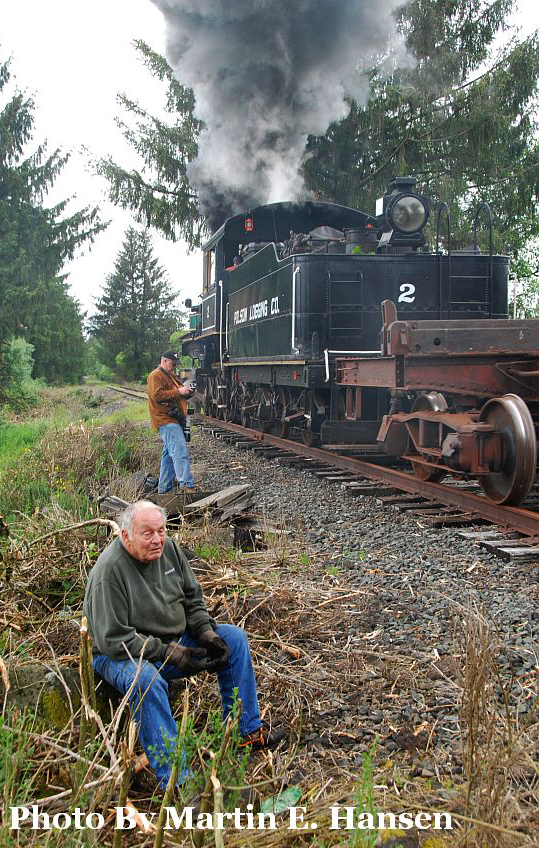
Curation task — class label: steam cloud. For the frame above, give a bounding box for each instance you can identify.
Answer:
[152,0,408,230]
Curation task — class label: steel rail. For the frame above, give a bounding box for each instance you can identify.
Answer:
[107,385,147,400]
[195,413,539,537]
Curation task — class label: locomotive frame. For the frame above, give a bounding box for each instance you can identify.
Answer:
[183,178,539,506]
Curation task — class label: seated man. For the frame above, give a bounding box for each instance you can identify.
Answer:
[83,500,283,788]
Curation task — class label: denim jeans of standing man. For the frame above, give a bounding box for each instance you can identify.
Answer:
[92,624,261,788]
[157,421,195,493]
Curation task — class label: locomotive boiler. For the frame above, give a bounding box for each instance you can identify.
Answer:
[182,177,539,506]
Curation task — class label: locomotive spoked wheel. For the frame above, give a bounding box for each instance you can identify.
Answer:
[302,428,320,447]
[203,381,213,416]
[239,385,254,429]
[478,393,537,505]
[254,387,272,433]
[410,392,448,482]
[226,385,239,423]
[272,387,290,438]
[299,389,322,447]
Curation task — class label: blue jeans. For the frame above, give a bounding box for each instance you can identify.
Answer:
[157,422,194,493]
[92,624,261,788]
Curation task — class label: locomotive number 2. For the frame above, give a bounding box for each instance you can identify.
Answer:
[398,283,416,303]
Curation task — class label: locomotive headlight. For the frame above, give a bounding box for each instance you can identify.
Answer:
[389,195,428,233]
[376,176,430,251]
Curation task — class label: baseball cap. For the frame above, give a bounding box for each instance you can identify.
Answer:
[161,350,179,361]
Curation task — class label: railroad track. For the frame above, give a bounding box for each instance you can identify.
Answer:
[104,385,539,553]
[107,384,147,400]
[194,413,539,548]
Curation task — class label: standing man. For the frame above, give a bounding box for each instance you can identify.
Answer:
[147,350,195,494]
[83,501,284,789]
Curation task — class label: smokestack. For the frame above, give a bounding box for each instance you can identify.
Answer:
[151,0,409,230]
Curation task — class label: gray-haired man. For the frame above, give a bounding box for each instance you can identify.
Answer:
[83,501,284,788]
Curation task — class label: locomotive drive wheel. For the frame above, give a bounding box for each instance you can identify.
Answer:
[226,385,239,423]
[272,387,290,438]
[410,392,448,482]
[478,394,537,505]
[208,376,225,420]
[255,386,272,433]
[240,385,254,429]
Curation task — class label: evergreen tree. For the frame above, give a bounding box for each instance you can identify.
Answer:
[97,41,205,247]
[0,54,104,394]
[302,0,539,253]
[90,228,180,381]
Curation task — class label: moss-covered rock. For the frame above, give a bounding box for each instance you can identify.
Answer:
[1,663,80,729]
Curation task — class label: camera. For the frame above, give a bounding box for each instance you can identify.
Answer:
[167,404,191,442]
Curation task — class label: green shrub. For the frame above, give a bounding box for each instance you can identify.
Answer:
[0,337,45,409]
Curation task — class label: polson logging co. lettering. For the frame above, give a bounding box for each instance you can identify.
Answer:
[233,297,280,326]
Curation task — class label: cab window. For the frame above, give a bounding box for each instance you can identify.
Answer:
[203,250,216,294]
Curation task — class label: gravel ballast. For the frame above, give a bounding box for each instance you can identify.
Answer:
[188,427,538,778]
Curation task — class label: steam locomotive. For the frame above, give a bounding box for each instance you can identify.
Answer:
[182,177,539,506]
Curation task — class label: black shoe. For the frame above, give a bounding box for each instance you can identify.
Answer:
[239,724,286,752]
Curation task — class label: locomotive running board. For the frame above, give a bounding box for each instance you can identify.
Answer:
[195,414,539,537]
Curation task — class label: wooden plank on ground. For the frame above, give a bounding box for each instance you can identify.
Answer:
[422,513,488,528]
[480,541,539,561]
[313,470,353,479]
[406,506,462,515]
[457,529,505,541]
[343,483,395,497]
[273,456,317,465]
[150,490,213,512]
[98,495,130,515]
[318,474,359,482]
[394,502,448,512]
[184,484,251,512]
[219,496,255,523]
[377,494,427,505]
[480,536,539,549]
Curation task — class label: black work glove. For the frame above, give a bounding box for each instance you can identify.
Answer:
[164,642,208,676]
[198,632,231,671]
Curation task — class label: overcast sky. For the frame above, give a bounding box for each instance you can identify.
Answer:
[1,0,201,316]
[1,0,538,318]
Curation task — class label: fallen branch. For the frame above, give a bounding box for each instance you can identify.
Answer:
[26,518,120,549]
[315,590,368,609]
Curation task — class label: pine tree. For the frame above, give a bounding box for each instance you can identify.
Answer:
[90,228,180,381]
[0,54,104,396]
[97,41,205,247]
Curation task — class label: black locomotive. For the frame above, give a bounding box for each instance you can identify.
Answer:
[183,177,539,506]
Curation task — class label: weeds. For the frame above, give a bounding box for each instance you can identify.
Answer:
[0,416,156,526]
[196,542,222,563]
[0,709,37,823]
[458,606,537,847]
[349,740,378,847]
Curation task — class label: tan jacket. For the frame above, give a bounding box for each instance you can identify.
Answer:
[147,367,188,430]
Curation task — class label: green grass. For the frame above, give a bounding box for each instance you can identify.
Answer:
[0,388,94,517]
[0,385,105,472]
[0,419,50,471]
[0,386,151,526]
[103,399,148,424]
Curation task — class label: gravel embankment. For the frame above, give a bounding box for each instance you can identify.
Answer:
[189,428,538,775]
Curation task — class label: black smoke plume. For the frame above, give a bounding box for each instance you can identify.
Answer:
[152,0,408,231]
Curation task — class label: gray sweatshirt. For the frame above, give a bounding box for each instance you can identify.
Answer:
[83,536,215,662]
